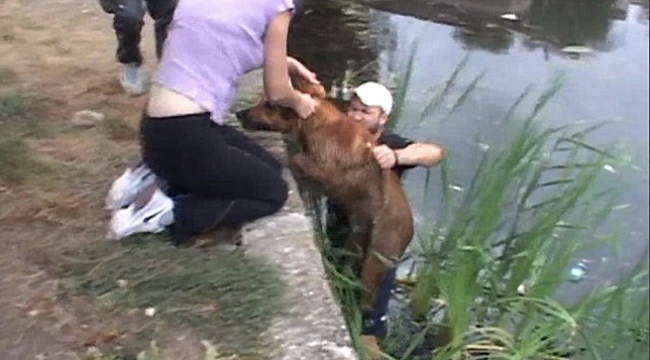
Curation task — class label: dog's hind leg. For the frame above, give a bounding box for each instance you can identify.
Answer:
[359,218,412,314]
[342,215,372,272]
[359,243,399,314]
[358,226,404,342]
[360,173,414,313]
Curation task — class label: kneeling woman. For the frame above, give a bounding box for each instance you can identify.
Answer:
[108,0,318,245]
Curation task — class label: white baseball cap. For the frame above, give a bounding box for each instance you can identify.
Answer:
[353,82,393,115]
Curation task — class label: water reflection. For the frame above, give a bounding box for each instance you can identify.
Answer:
[289,0,382,88]
[290,0,642,80]
[526,0,619,51]
[364,0,639,55]
[451,27,515,54]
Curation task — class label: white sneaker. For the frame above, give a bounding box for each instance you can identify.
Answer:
[107,187,174,240]
[105,161,157,212]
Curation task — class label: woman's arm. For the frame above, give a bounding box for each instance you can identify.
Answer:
[287,56,319,84]
[263,11,316,117]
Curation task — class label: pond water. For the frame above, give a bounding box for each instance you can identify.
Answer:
[289,0,649,295]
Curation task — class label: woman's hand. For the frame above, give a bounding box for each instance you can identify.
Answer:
[293,92,318,118]
[288,57,319,84]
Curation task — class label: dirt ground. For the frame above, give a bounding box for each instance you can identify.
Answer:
[0,0,182,358]
[0,0,261,358]
[0,0,356,359]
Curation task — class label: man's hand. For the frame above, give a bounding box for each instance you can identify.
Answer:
[373,145,398,169]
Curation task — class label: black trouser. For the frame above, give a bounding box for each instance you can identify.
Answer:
[98,0,178,64]
[141,113,288,245]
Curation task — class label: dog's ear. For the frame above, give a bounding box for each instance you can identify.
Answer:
[291,73,327,99]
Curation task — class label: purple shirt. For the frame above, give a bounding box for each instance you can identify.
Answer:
[156,0,295,124]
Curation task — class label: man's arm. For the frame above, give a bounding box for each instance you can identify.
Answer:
[394,142,446,168]
[373,141,446,169]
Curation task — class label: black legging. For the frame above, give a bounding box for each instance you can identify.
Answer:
[140,113,288,245]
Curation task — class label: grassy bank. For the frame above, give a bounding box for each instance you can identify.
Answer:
[0,93,47,183]
[60,235,287,359]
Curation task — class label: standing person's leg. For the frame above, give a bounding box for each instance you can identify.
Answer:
[98,0,148,95]
[360,268,396,359]
[141,114,288,245]
[362,268,396,339]
[144,0,178,59]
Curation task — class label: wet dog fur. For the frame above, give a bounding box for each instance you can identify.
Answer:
[236,76,414,313]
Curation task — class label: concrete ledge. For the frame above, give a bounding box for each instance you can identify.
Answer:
[233,72,357,360]
[245,170,356,360]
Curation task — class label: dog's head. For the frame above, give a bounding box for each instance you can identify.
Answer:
[236,74,327,133]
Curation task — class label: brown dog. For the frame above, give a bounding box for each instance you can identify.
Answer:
[237,77,414,316]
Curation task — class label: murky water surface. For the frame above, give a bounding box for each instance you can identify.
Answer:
[289,0,649,293]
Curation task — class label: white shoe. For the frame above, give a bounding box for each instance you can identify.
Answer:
[107,187,174,240]
[105,161,157,212]
[119,63,149,96]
